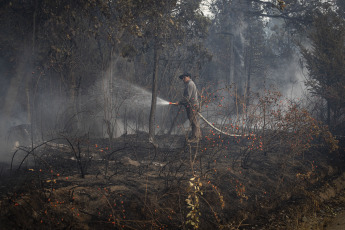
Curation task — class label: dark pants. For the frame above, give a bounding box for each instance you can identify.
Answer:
[186,105,201,139]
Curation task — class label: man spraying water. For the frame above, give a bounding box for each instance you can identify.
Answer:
[168,74,247,138]
[172,73,201,142]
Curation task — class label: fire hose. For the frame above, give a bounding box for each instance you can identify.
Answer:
[197,112,242,137]
[169,102,245,137]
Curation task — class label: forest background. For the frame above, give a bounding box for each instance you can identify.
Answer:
[1,0,345,155]
[2,1,345,229]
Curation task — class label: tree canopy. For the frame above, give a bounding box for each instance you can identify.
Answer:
[301,8,345,131]
[1,0,345,138]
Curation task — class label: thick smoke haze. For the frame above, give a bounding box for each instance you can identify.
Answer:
[0,0,333,165]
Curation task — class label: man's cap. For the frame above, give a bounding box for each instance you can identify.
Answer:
[179,72,191,79]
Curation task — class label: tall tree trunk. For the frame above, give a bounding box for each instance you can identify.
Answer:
[229,34,234,86]
[327,100,331,128]
[69,71,81,132]
[27,0,38,142]
[245,36,253,109]
[149,41,160,143]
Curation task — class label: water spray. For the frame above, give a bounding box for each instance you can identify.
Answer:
[156,99,170,105]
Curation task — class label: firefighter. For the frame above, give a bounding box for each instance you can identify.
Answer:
[174,73,201,142]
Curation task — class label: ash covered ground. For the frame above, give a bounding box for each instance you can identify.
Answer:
[0,131,345,229]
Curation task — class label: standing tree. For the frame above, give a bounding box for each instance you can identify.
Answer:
[301,9,345,132]
[0,0,119,134]
[116,0,210,143]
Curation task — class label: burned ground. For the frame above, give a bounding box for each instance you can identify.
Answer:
[0,132,344,229]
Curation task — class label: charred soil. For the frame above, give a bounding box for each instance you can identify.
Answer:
[0,133,344,229]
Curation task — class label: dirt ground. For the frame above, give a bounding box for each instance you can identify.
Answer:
[325,211,345,230]
[0,133,344,229]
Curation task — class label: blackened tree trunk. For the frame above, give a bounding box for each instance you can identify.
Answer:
[327,100,331,128]
[149,40,160,143]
